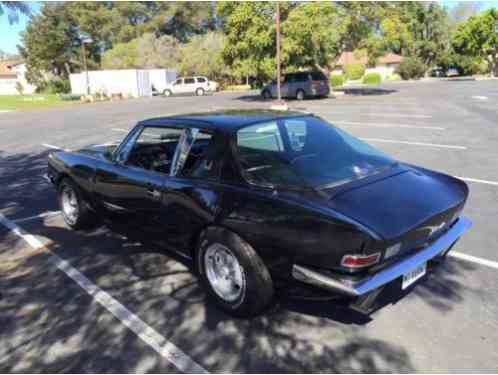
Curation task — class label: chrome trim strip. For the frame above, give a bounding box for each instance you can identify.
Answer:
[292,216,472,297]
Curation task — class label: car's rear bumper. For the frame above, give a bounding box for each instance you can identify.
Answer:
[292,216,472,297]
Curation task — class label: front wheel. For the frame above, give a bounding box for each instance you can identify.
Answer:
[196,88,205,96]
[196,227,274,318]
[262,90,272,100]
[163,89,172,97]
[58,178,96,230]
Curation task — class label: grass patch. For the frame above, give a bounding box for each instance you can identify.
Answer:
[0,94,74,111]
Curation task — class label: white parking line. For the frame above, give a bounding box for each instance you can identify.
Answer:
[456,177,498,187]
[450,252,498,270]
[111,128,129,133]
[0,213,208,374]
[360,138,467,150]
[471,95,488,100]
[41,143,69,151]
[335,121,444,130]
[13,211,61,224]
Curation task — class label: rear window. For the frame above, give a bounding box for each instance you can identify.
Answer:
[197,77,206,83]
[184,78,195,84]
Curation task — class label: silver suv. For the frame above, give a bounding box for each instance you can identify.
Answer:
[163,76,218,97]
[261,71,330,100]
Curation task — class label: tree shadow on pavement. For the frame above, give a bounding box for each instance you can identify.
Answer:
[0,149,480,372]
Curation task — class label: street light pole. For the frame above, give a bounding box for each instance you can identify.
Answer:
[275,1,282,103]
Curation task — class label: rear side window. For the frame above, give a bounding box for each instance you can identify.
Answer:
[294,73,308,82]
[237,122,284,152]
[311,72,326,80]
[184,78,195,84]
[197,77,206,83]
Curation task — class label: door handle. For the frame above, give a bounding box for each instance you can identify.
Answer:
[146,188,161,199]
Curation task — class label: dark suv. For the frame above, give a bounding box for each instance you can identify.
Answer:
[261,71,330,100]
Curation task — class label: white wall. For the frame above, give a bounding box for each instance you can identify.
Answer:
[0,76,18,94]
[11,64,36,94]
[331,63,398,80]
[148,69,176,93]
[70,69,176,98]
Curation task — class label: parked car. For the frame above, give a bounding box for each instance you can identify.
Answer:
[446,67,460,77]
[47,110,471,318]
[162,76,218,97]
[430,67,446,77]
[261,71,330,100]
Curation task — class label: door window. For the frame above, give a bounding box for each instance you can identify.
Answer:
[184,78,195,84]
[117,126,183,175]
[197,77,207,83]
[174,79,182,86]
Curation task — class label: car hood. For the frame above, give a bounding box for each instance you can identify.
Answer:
[322,167,468,240]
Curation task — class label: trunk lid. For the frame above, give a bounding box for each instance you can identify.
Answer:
[323,168,467,241]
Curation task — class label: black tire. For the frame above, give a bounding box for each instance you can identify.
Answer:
[163,89,172,97]
[196,227,274,318]
[58,178,96,230]
[296,89,305,100]
[262,90,272,100]
[196,87,205,96]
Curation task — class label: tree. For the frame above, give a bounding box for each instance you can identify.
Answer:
[19,3,82,87]
[179,32,229,80]
[102,33,181,69]
[452,8,498,76]
[0,1,30,24]
[281,2,350,74]
[217,2,280,83]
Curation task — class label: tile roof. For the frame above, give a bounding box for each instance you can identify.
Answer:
[0,62,16,77]
[334,52,402,67]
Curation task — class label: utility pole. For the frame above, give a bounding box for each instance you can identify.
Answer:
[80,38,90,95]
[275,1,282,103]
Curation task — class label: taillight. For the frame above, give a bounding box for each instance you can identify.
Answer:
[312,80,321,88]
[341,252,381,269]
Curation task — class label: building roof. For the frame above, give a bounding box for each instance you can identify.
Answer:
[0,62,16,77]
[139,110,312,133]
[334,52,402,67]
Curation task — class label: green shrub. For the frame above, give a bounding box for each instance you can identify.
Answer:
[59,94,81,101]
[45,77,71,94]
[362,72,382,85]
[224,84,251,91]
[343,63,366,80]
[329,74,344,87]
[395,58,427,80]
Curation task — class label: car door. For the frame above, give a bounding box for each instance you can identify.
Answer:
[183,77,196,94]
[94,125,182,238]
[171,78,184,94]
[159,129,226,249]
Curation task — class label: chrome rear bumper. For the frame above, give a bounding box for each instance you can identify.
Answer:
[292,216,472,297]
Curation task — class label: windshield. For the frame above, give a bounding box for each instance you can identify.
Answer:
[236,116,396,189]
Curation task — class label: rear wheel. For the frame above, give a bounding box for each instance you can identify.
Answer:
[296,89,305,100]
[262,90,272,100]
[58,178,96,230]
[196,87,205,96]
[196,227,274,318]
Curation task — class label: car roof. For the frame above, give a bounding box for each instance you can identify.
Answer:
[137,110,311,133]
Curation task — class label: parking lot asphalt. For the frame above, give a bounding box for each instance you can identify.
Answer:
[1,80,498,372]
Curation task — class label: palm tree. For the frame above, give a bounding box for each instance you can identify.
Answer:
[0,1,31,24]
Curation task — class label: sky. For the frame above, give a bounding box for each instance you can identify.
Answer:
[1,1,498,56]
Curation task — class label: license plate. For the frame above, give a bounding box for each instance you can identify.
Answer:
[402,263,426,290]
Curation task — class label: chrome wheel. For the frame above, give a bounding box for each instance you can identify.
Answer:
[204,243,245,302]
[61,186,79,225]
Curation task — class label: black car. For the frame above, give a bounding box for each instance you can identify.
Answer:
[47,110,471,317]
